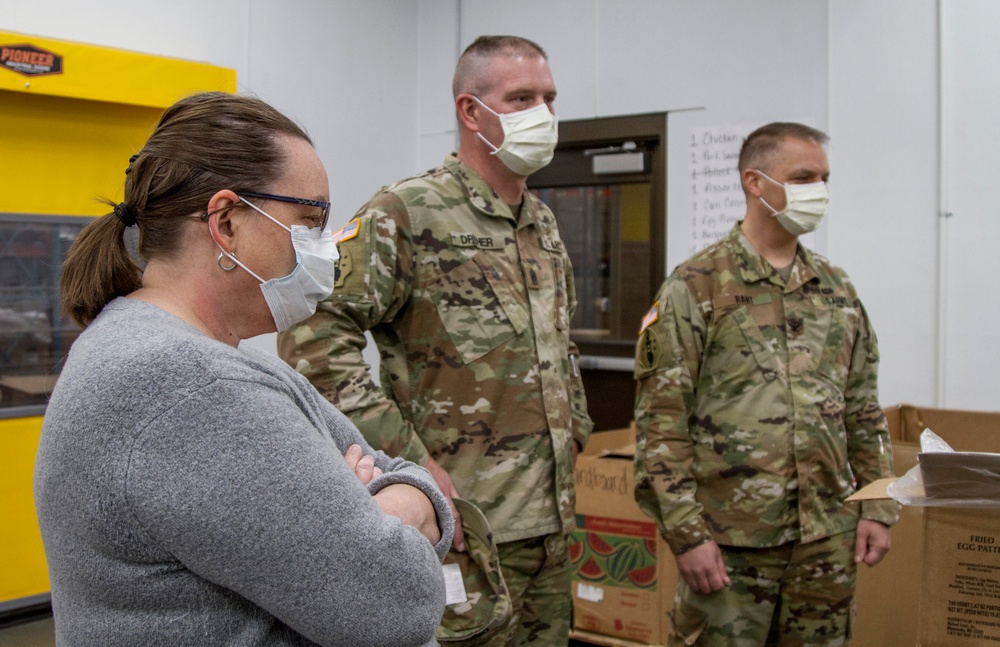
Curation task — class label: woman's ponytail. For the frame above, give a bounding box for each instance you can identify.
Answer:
[60,205,141,327]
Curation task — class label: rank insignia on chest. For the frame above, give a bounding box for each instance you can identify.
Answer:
[525,258,542,289]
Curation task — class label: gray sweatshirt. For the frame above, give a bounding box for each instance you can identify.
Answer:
[35,297,452,646]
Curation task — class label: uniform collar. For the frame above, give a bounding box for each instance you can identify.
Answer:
[444,153,536,227]
[728,221,818,290]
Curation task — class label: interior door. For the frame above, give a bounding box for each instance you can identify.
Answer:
[529,113,666,431]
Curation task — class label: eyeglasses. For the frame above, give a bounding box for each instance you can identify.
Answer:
[239,191,331,230]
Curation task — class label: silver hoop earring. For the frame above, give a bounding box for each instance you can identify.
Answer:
[217,252,238,271]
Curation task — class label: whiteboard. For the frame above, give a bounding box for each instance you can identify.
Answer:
[684,124,750,258]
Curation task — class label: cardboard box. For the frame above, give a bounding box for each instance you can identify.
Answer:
[884,404,1000,454]
[850,404,1000,647]
[570,426,678,646]
[572,406,1000,646]
[850,404,924,647]
[920,507,1000,645]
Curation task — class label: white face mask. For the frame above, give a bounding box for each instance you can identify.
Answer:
[756,170,829,235]
[218,197,338,333]
[474,97,558,176]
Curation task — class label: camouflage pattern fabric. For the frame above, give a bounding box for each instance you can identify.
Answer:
[481,533,573,647]
[633,222,899,556]
[668,531,857,646]
[278,153,593,543]
[439,498,512,644]
[439,513,572,647]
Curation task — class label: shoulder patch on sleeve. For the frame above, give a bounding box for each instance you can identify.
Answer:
[331,218,360,244]
[636,328,663,373]
[639,301,659,334]
[333,217,371,297]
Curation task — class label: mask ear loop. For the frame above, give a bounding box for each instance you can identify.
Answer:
[759,196,781,216]
[754,170,785,216]
[205,195,267,283]
[472,96,503,154]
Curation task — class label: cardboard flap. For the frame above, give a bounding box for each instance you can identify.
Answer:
[581,426,636,459]
[846,478,899,502]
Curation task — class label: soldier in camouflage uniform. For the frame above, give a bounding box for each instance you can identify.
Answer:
[279,35,592,646]
[633,123,900,646]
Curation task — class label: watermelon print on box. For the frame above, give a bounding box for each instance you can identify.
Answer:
[570,521,658,589]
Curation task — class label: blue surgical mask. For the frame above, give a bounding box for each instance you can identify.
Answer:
[217,197,338,332]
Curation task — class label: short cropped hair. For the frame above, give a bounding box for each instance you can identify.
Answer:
[452,35,547,98]
[738,122,829,175]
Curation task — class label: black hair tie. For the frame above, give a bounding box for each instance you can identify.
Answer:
[114,202,138,228]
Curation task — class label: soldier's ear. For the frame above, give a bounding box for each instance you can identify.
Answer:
[456,95,483,133]
[743,169,765,198]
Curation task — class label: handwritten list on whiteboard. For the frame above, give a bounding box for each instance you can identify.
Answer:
[686,124,753,257]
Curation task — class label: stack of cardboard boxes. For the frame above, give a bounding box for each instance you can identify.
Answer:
[570,405,1000,647]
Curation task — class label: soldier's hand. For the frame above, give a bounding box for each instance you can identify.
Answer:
[344,443,383,485]
[855,519,891,567]
[425,456,465,552]
[675,540,730,594]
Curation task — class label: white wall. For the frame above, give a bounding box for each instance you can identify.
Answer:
[417,0,462,171]
[938,0,1000,409]
[810,0,995,411]
[829,0,940,408]
[3,0,995,411]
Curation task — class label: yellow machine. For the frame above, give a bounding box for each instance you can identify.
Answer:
[0,30,234,617]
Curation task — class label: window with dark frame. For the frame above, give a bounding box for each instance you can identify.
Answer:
[0,214,91,412]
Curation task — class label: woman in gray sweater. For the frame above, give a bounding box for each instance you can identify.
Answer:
[34,92,452,646]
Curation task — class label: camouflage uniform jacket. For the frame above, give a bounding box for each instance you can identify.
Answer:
[633,223,899,555]
[280,154,593,543]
